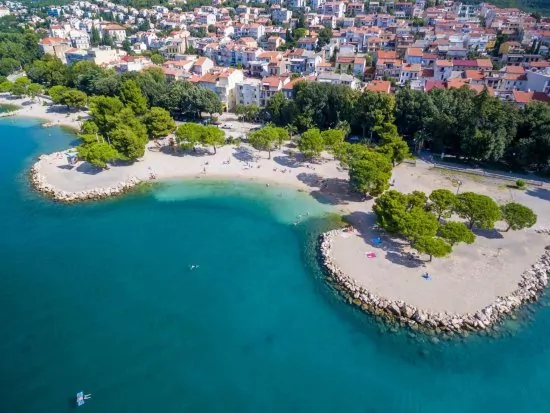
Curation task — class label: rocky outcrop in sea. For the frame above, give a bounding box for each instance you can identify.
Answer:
[319,228,550,336]
[29,152,144,202]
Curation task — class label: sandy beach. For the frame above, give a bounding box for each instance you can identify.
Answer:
[0,94,85,130]
[29,113,550,318]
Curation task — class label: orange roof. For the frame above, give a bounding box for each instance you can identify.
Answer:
[464,70,484,81]
[366,80,391,93]
[261,76,282,88]
[40,37,67,45]
[194,56,208,66]
[469,84,495,95]
[435,60,453,67]
[476,59,493,69]
[504,73,526,81]
[513,90,550,104]
[447,78,469,89]
[376,50,397,60]
[402,63,421,72]
[407,47,423,57]
[505,65,525,74]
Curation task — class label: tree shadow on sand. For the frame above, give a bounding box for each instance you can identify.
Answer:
[296,172,365,205]
[273,154,302,168]
[526,187,550,202]
[472,227,504,239]
[345,210,427,268]
[232,146,256,162]
[75,162,103,175]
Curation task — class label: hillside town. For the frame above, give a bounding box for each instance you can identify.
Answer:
[2,0,550,108]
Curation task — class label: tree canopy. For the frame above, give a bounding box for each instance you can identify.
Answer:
[500,202,537,232]
[455,192,502,229]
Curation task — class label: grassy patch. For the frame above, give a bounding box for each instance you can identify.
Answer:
[0,103,21,113]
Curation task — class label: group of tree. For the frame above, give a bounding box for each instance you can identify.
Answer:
[234,104,260,122]
[373,188,537,261]
[77,79,176,168]
[0,17,42,77]
[175,122,225,154]
[24,57,224,118]
[0,77,43,98]
[262,81,550,174]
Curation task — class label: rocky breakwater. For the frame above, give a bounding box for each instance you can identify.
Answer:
[319,228,550,336]
[30,152,144,202]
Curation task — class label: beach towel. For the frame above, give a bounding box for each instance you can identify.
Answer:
[365,252,376,258]
[372,237,382,245]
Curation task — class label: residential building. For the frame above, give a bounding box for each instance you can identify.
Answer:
[101,23,127,42]
[236,77,262,106]
[192,56,214,76]
[65,47,127,65]
[39,37,72,63]
[317,72,360,88]
[197,68,244,111]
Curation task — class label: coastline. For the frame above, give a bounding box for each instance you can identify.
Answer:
[0,95,85,130]
[26,118,550,337]
[320,228,550,336]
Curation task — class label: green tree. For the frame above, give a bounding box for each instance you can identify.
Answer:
[273,126,289,147]
[89,96,125,136]
[321,128,345,151]
[248,126,278,159]
[143,107,175,139]
[119,79,147,116]
[317,27,332,48]
[500,202,537,232]
[202,125,225,154]
[399,207,439,243]
[413,236,452,261]
[377,138,410,166]
[438,222,475,246]
[374,190,409,232]
[27,83,43,100]
[0,57,19,76]
[108,123,147,161]
[235,104,260,122]
[429,189,457,220]
[91,26,101,47]
[298,128,325,158]
[348,151,393,197]
[0,80,12,93]
[10,77,30,97]
[150,53,165,65]
[176,122,204,150]
[48,85,70,103]
[25,54,68,88]
[59,89,88,110]
[455,192,501,229]
[77,141,119,168]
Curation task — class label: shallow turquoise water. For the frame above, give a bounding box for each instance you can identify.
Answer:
[2,118,550,413]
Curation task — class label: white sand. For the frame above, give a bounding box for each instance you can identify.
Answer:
[32,114,550,315]
[0,95,85,129]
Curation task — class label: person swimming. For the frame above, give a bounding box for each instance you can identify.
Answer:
[189,265,200,270]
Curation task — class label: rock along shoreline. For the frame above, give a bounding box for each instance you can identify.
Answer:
[319,228,550,336]
[29,151,146,202]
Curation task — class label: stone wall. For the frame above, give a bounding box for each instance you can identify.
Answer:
[29,152,144,202]
[319,228,550,336]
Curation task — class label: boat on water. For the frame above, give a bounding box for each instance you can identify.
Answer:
[76,391,91,406]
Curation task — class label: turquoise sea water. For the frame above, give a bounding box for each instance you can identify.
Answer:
[2,118,550,413]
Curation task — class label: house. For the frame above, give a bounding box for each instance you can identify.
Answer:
[399,63,421,85]
[433,60,453,81]
[197,68,244,111]
[405,47,423,65]
[353,57,366,77]
[160,37,189,59]
[317,72,360,88]
[318,2,346,18]
[101,23,127,42]
[39,37,71,63]
[335,55,354,73]
[192,57,214,76]
[259,76,289,106]
[272,7,292,24]
[65,47,127,65]
[366,80,391,93]
[525,67,550,94]
[297,37,318,51]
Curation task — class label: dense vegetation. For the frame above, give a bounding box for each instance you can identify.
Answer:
[263,82,550,174]
[373,189,536,261]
